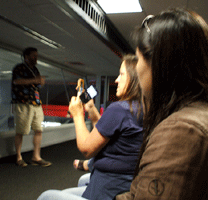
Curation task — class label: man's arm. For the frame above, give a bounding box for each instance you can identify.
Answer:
[13,76,45,85]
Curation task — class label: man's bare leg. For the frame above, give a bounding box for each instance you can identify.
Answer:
[32,131,42,161]
[15,133,28,167]
[15,133,23,162]
[31,131,52,167]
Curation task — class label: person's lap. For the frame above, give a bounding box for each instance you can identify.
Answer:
[37,186,87,200]
[62,186,87,196]
[78,173,91,187]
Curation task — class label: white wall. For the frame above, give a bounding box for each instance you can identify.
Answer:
[0,80,12,132]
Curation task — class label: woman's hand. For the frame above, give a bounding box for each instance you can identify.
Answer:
[84,99,95,112]
[68,95,83,118]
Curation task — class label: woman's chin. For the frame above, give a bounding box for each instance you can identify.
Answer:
[116,93,121,98]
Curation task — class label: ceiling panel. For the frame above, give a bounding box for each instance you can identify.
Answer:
[0,0,208,84]
[107,12,146,48]
[188,0,208,22]
[0,1,45,24]
[30,3,75,21]
[140,0,188,15]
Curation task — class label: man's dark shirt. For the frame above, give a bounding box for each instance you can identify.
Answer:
[11,63,42,105]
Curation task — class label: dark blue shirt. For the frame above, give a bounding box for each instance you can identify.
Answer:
[94,100,143,174]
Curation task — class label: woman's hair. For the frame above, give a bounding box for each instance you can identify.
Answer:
[133,8,208,177]
[120,54,141,101]
[119,54,141,116]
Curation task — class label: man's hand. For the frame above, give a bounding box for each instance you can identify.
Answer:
[36,76,45,85]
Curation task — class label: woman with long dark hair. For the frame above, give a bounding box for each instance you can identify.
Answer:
[116,8,208,200]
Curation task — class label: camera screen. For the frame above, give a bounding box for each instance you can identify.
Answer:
[87,85,97,98]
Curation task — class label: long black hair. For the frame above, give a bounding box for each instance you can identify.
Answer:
[133,8,208,177]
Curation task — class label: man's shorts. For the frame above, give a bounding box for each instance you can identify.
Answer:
[14,104,44,135]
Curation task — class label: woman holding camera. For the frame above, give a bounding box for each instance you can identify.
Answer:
[38,54,143,200]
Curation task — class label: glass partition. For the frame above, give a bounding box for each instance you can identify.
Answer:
[0,48,81,132]
[0,48,118,132]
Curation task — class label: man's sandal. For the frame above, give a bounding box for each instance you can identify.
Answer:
[16,160,28,167]
[31,159,52,167]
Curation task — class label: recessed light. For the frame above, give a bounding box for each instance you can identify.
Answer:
[97,0,142,14]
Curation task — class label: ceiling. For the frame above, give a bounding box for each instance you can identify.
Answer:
[0,0,207,83]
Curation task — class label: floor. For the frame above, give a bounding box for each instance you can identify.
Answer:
[0,140,87,200]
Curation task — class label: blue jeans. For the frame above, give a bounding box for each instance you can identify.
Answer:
[78,173,91,187]
[37,186,88,200]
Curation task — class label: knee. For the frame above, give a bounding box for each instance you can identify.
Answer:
[15,133,23,138]
[37,190,57,200]
[78,173,91,187]
[34,131,42,135]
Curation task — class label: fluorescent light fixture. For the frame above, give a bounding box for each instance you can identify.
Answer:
[0,71,12,74]
[97,0,142,14]
[37,60,50,67]
[37,60,57,70]
[0,14,65,50]
[24,27,65,49]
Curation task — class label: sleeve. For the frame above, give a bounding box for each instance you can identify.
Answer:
[95,103,126,138]
[119,119,208,199]
[34,66,40,76]
[116,192,132,200]
[12,65,23,80]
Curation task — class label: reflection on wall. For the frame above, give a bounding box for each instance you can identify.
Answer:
[0,78,92,159]
[40,82,77,105]
[0,80,12,131]
[0,79,78,132]
[0,48,92,159]
[40,82,76,118]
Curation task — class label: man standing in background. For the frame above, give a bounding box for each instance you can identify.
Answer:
[12,47,52,167]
